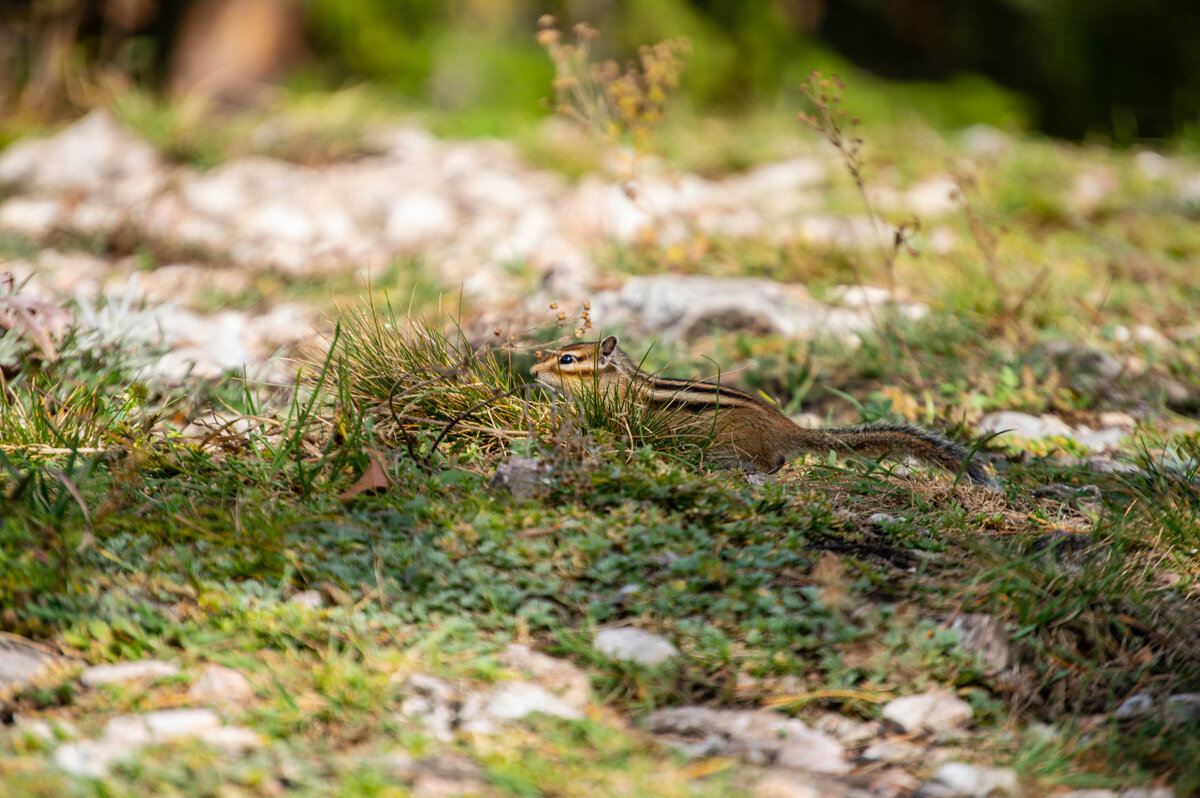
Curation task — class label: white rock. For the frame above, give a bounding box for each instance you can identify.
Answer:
[960,125,1013,158]
[0,111,164,200]
[798,214,885,248]
[1178,174,1200,205]
[1057,791,1117,798]
[459,681,583,734]
[928,226,958,254]
[594,628,679,667]
[127,263,253,306]
[53,739,121,778]
[54,709,253,778]
[976,411,1073,441]
[194,725,262,751]
[188,664,253,704]
[881,689,973,734]
[1074,427,1127,452]
[384,192,458,249]
[1134,151,1171,180]
[775,729,851,775]
[1097,411,1136,430]
[829,285,894,310]
[1113,692,1155,719]
[498,644,590,710]
[33,250,112,300]
[871,768,922,798]
[1163,693,1200,721]
[729,158,825,206]
[0,197,61,235]
[948,613,1013,672]
[906,175,959,217]
[1069,170,1116,216]
[289,590,324,609]
[927,761,1018,796]
[0,635,60,690]
[754,769,838,798]
[863,738,925,763]
[399,673,459,742]
[141,708,221,739]
[80,659,179,688]
[647,706,846,774]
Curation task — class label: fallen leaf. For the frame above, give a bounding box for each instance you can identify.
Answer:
[339,451,392,501]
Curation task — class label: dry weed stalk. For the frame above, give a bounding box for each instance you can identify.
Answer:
[797,71,926,386]
[537,15,689,152]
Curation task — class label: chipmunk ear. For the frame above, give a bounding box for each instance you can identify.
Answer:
[599,335,618,363]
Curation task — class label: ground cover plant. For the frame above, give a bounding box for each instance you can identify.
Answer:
[2,27,1200,798]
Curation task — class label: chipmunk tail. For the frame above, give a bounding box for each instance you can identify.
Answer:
[795,422,1000,489]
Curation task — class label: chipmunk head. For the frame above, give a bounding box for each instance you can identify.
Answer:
[531,335,630,393]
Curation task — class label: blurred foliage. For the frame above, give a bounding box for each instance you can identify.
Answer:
[1,0,1198,141]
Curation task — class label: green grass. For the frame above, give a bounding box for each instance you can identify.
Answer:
[2,284,1198,794]
[3,80,1200,795]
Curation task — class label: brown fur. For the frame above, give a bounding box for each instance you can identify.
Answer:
[533,336,998,487]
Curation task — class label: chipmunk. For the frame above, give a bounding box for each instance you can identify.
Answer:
[532,335,998,488]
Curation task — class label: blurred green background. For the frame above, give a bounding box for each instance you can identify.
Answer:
[2,0,1199,144]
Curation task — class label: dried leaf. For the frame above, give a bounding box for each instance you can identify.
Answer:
[338,450,392,501]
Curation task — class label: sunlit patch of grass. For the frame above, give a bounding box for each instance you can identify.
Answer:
[329,300,716,467]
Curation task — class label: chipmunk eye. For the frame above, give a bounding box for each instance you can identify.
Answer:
[558,354,577,365]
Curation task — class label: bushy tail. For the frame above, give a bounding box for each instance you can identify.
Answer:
[787,422,999,488]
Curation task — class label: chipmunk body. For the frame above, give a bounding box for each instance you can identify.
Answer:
[532,336,998,488]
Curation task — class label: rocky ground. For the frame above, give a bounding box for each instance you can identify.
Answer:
[2,110,1199,796]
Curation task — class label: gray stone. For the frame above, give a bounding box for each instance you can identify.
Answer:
[921,762,1018,797]
[0,197,61,235]
[1097,412,1137,430]
[1113,692,1155,719]
[587,275,918,345]
[289,590,324,609]
[1134,151,1171,180]
[79,659,179,688]
[867,513,906,528]
[881,690,973,734]
[1074,427,1128,452]
[961,125,1013,158]
[399,673,459,741]
[459,681,583,734]
[1163,693,1200,722]
[498,644,590,711]
[948,614,1013,672]
[187,663,253,704]
[193,725,262,751]
[647,706,847,774]
[754,769,846,798]
[862,739,926,763]
[0,111,165,201]
[977,411,1073,441]
[594,628,679,667]
[53,739,120,778]
[139,708,221,739]
[0,634,60,691]
[870,768,923,798]
[775,731,852,775]
[810,711,877,744]
[490,456,555,499]
[53,709,257,778]
[906,175,960,218]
